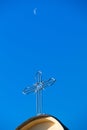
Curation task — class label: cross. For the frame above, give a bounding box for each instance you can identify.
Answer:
[22,71,56,115]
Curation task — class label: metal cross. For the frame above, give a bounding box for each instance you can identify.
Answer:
[22,71,56,115]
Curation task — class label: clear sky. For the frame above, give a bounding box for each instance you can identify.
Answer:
[0,0,87,129]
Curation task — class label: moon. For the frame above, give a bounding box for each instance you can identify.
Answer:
[33,8,37,15]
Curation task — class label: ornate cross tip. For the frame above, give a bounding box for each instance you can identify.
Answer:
[22,71,56,115]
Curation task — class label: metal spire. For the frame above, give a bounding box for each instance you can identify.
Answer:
[22,71,56,115]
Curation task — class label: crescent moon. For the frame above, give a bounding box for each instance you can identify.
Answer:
[33,8,37,15]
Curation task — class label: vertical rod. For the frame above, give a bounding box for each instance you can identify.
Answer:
[36,71,43,115]
[39,89,42,114]
[36,90,38,115]
[35,71,42,83]
[36,89,43,115]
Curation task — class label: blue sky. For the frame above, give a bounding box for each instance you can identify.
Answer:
[0,0,87,129]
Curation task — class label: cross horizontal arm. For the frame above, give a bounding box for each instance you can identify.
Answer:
[42,78,56,88]
[22,85,36,95]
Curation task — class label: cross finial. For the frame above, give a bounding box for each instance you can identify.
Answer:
[22,71,56,115]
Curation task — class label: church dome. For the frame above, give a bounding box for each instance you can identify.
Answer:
[16,114,68,130]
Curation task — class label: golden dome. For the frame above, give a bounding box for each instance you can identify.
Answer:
[16,114,68,130]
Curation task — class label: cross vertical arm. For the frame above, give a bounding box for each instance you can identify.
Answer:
[35,71,43,115]
[36,89,42,115]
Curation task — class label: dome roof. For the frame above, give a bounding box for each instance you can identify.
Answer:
[16,114,68,130]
